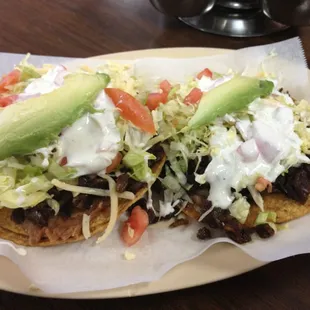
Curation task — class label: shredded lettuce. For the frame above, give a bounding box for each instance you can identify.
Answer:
[17,165,44,180]
[4,54,42,95]
[229,196,250,224]
[294,99,310,154]
[123,149,156,182]
[19,66,41,81]
[17,53,42,81]
[0,191,50,209]
[0,174,53,209]
[255,211,277,225]
[168,85,180,100]
[124,124,152,150]
[16,175,52,194]
[160,175,182,192]
[47,199,60,215]
[0,156,53,209]
[47,160,76,180]
[0,175,15,194]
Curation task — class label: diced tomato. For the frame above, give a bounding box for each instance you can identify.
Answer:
[106,152,123,174]
[59,157,68,166]
[105,88,156,135]
[197,68,212,80]
[255,177,272,193]
[146,92,168,111]
[121,206,149,247]
[159,80,172,93]
[0,69,21,93]
[0,95,18,107]
[184,88,203,105]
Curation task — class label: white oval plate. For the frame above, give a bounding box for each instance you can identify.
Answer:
[0,48,266,298]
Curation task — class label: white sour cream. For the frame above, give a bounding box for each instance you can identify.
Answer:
[58,91,121,176]
[198,75,233,92]
[196,98,310,209]
[21,65,68,97]
[19,66,121,177]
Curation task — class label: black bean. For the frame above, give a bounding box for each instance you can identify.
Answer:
[188,183,210,196]
[72,194,94,210]
[203,213,221,228]
[24,202,55,227]
[197,227,211,240]
[223,217,252,244]
[116,174,129,193]
[147,145,165,168]
[196,156,211,174]
[47,187,61,199]
[11,208,25,224]
[239,188,253,203]
[273,164,310,203]
[201,200,212,214]
[58,191,73,206]
[256,223,275,239]
[58,191,73,218]
[127,178,146,193]
[191,194,205,207]
[201,208,222,227]
[225,229,252,244]
[148,144,164,162]
[78,175,95,187]
[186,159,197,184]
[78,175,109,189]
[151,179,165,194]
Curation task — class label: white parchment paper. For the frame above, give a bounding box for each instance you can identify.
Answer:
[0,37,310,294]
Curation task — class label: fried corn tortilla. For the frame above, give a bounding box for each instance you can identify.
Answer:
[0,151,166,247]
[183,193,310,227]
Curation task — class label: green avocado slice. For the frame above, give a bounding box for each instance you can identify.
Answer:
[188,76,274,129]
[0,73,110,160]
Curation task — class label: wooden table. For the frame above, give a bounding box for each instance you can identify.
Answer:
[1,0,310,309]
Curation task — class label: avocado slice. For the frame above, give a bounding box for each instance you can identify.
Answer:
[188,76,274,129]
[0,73,110,160]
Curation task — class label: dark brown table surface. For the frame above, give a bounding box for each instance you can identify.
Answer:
[1,0,310,309]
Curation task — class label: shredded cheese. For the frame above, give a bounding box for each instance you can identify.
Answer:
[28,284,40,292]
[82,214,91,240]
[51,179,135,200]
[248,185,264,211]
[96,174,119,244]
[124,250,136,261]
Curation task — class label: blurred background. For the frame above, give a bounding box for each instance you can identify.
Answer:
[0,0,309,62]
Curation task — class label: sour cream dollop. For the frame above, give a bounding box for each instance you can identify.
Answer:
[58,91,121,176]
[19,66,121,176]
[196,98,310,209]
[19,65,68,99]
[198,75,233,92]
